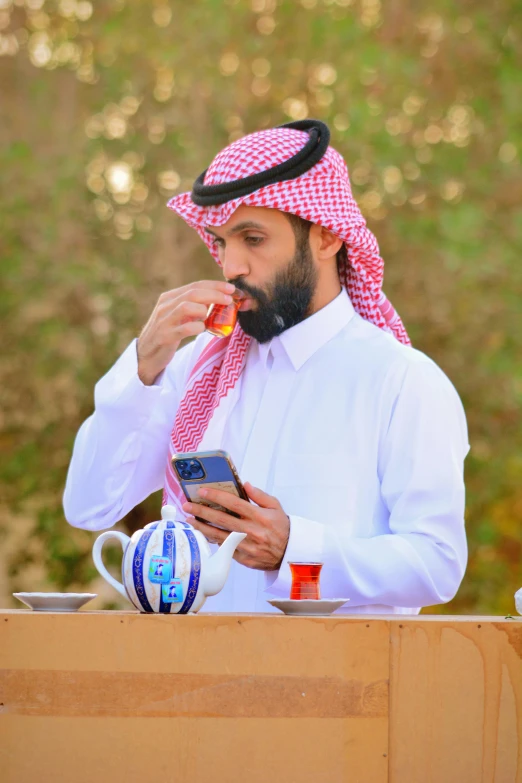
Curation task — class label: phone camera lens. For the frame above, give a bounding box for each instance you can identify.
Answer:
[180,470,192,480]
[177,461,188,470]
[188,460,204,478]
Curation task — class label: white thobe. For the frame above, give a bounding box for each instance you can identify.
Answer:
[64,288,469,614]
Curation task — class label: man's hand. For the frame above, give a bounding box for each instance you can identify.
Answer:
[137,280,236,385]
[182,482,290,571]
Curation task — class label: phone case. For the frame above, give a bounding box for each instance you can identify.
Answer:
[172,450,248,518]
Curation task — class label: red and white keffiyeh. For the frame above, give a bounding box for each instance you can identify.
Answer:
[162,124,410,509]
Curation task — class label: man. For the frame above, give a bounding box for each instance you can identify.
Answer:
[64,120,469,614]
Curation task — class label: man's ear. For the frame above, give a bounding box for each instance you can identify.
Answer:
[310,224,343,261]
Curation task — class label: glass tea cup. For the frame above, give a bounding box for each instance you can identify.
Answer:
[205,289,245,338]
[289,562,323,600]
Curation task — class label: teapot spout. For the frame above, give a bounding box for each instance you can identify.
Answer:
[205,531,247,597]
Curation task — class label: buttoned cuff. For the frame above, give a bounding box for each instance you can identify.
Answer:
[263,514,325,597]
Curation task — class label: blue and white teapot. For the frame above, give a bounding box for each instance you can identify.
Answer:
[92,505,246,613]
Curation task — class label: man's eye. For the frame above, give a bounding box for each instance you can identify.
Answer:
[212,237,225,248]
[245,236,263,246]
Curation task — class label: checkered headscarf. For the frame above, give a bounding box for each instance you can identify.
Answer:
[162,123,410,509]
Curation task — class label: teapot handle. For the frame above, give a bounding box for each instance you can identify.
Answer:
[92,531,131,601]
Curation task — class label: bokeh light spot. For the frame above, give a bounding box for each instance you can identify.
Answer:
[106,162,134,194]
[219,52,239,76]
[76,1,93,21]
[282,97,308,120]
[251,57,271,78]
[440,179,465,202]
[152,5,172,27]
[383,166,403,193]
[257,15,276,35]
[315,63,337,86]
[251,77,271,97]
[157,170,181,193]
[28,32,52,67]
[498,142,517,163]
[251,0,276,12]
[351,160,372,186]
[334,114,350,131]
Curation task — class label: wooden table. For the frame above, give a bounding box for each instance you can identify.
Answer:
[1,611,521,782]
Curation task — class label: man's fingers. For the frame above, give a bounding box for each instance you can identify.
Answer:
[174,301,208,325]
[182,500,252,532]
[190,279,236,293]
[188,516,253,559]
[196,488,254,519]
[137,279,236,385]
[163,279,235,295]
[243,482,280,509]
[174,320,206,339]
[187,516,229,544]
[160,280,235,304]
[177,289,235,308]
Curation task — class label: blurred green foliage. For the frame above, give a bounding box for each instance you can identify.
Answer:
[0,0,521,613]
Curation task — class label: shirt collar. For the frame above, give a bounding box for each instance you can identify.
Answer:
[256,287,356,371]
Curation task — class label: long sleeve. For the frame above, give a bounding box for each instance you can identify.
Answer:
[63,336,205,531]
[265,358,470,609]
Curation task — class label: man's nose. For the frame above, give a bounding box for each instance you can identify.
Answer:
[221,245,249,281]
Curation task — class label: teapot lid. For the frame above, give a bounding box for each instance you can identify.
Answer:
[142,505,194,531]
[144,518,194,531]
[162,504,184,523]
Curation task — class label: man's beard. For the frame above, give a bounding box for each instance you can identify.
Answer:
[231,238,318,344]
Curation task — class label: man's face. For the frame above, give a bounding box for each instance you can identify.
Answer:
[205,205,318,343]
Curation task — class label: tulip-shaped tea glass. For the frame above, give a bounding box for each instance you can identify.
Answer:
[289,562,323,600]
[205,289,245,338]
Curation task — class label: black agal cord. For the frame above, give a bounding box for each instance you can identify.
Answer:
[190,119,330,207]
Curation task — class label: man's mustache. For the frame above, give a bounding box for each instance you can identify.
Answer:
[227,279,267,304]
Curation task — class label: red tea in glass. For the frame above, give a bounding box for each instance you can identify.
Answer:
[205,289,244,338]
[289,562,323,600]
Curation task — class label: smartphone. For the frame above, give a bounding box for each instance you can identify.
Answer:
[171,449,249,521]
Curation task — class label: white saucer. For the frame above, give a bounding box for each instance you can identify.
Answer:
[13,592,97,612]
[267,598,350,616]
